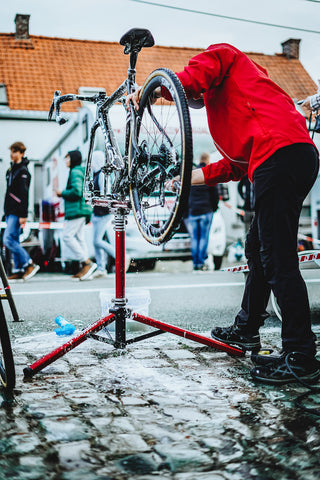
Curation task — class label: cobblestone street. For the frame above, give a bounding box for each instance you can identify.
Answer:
[1,324,320,480]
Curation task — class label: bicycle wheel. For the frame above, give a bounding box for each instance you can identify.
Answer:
[0,301,16,391]
[129,68,193,245]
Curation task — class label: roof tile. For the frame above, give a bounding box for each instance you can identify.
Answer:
[0,33,316,112]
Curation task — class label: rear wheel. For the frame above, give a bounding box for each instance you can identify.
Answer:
[0,302,16,391]
[129,68,193,245]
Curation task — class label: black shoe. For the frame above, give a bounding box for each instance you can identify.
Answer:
[251,352,320,385]
[251,350,286,366]
[211,325,261,351]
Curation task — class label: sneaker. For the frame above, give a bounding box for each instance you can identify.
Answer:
[92,269,107,279]
[22,264,40,281]
[7,271,24,280]
[251,350,285,366]
[199,264,209,272]
[251,352,320,385]
[77,261,97,281]
[211,325,261,351]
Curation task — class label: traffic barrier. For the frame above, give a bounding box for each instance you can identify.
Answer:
[222,250,320,272]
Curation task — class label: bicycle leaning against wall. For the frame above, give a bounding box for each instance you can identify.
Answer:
[49,27,193,246]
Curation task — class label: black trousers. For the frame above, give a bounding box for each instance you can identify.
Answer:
[235,143,319,356]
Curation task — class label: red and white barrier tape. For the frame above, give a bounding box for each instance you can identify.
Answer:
[222,202,245,217]
[0,221,64,230]
[222,250,320,273]
[298,233,320,246]
[222,203,320,246]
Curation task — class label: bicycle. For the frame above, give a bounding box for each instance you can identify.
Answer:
[48,27,193,245]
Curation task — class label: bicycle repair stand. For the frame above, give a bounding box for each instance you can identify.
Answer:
[0,256,21,323]
[24,207,244,378]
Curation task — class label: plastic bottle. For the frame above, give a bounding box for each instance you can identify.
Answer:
[54,315,76,336]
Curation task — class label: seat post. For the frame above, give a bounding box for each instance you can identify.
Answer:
[127,50,139,94]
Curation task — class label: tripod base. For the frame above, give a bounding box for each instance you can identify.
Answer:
[23,209,244,379]
[24,307,244,378]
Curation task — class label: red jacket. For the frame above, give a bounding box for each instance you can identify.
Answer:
[174,44,315,185]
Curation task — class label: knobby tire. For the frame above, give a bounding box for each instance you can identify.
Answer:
[129,68,193,245]
[0,301,16,391]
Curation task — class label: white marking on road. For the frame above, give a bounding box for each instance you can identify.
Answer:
[10,277,320,296]
[12,282,244,296]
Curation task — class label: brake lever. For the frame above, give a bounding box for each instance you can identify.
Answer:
[48,100,55,121]
[48,90,67,125]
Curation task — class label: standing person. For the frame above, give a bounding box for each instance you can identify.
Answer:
[188,153,219,271]
[127,43,320,384]
[90,151,115,278]
[237,174,254,234]
[55,150,97,280]
[3,142,40,281]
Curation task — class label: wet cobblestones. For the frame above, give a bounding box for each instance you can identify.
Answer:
[1,328,320,480]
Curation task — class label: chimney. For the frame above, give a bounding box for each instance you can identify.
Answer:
[14,14,30,40]
[281,38,301,59]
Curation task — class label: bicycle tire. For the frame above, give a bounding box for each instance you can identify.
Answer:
[129,68,193,245]
[0,301,16,391]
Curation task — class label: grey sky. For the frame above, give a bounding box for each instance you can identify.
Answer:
[1,0,319,84]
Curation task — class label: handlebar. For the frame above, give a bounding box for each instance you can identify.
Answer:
[48,90,106,125]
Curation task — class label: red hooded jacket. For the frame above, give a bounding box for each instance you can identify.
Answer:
[172,44,315,185]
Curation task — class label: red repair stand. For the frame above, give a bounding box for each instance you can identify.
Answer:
[24,206,243,378]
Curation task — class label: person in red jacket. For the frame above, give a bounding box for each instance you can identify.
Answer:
[127,43,320,385]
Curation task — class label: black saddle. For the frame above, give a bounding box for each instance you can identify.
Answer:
[120,28,154,54]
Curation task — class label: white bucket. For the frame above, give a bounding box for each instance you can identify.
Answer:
[99,288,151,332]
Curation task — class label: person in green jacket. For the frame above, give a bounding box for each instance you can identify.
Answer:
[56,150,97,280]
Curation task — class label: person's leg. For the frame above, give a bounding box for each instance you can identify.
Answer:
[211,212,269,350]
[3,215,30,271]
[92,215,106,271]
[234,216,271,333]
[188,216,201,268]
[212,144,319,354]
[198,212,213,266]
[256,145,319,357]
[70,218,97,280]
[92,214,115,269]
[74,217,89,263]
[63,218,87,262]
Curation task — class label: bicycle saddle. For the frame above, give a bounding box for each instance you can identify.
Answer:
[120,28,155,54]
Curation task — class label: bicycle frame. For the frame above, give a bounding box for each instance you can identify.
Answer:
[49,48,142,209]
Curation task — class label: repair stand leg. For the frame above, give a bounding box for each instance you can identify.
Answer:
[0,256,20,322]
[112,211,129,349]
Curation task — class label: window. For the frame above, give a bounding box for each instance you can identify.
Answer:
[0,84,8,106]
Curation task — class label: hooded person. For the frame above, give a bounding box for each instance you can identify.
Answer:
[90,151,116,278]
[55,150,97,280]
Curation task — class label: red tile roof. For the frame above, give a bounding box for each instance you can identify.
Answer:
[0,33,316,112]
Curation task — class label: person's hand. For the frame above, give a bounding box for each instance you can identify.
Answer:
[19,217,27,225]
[55,190,62,197]
[165,176,180,192]
[126,87,142,110]
[125,86,162,110]
[301,96,313,112]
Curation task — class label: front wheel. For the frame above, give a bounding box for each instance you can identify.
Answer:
[0,302,16,391]
[129,68,193,245]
